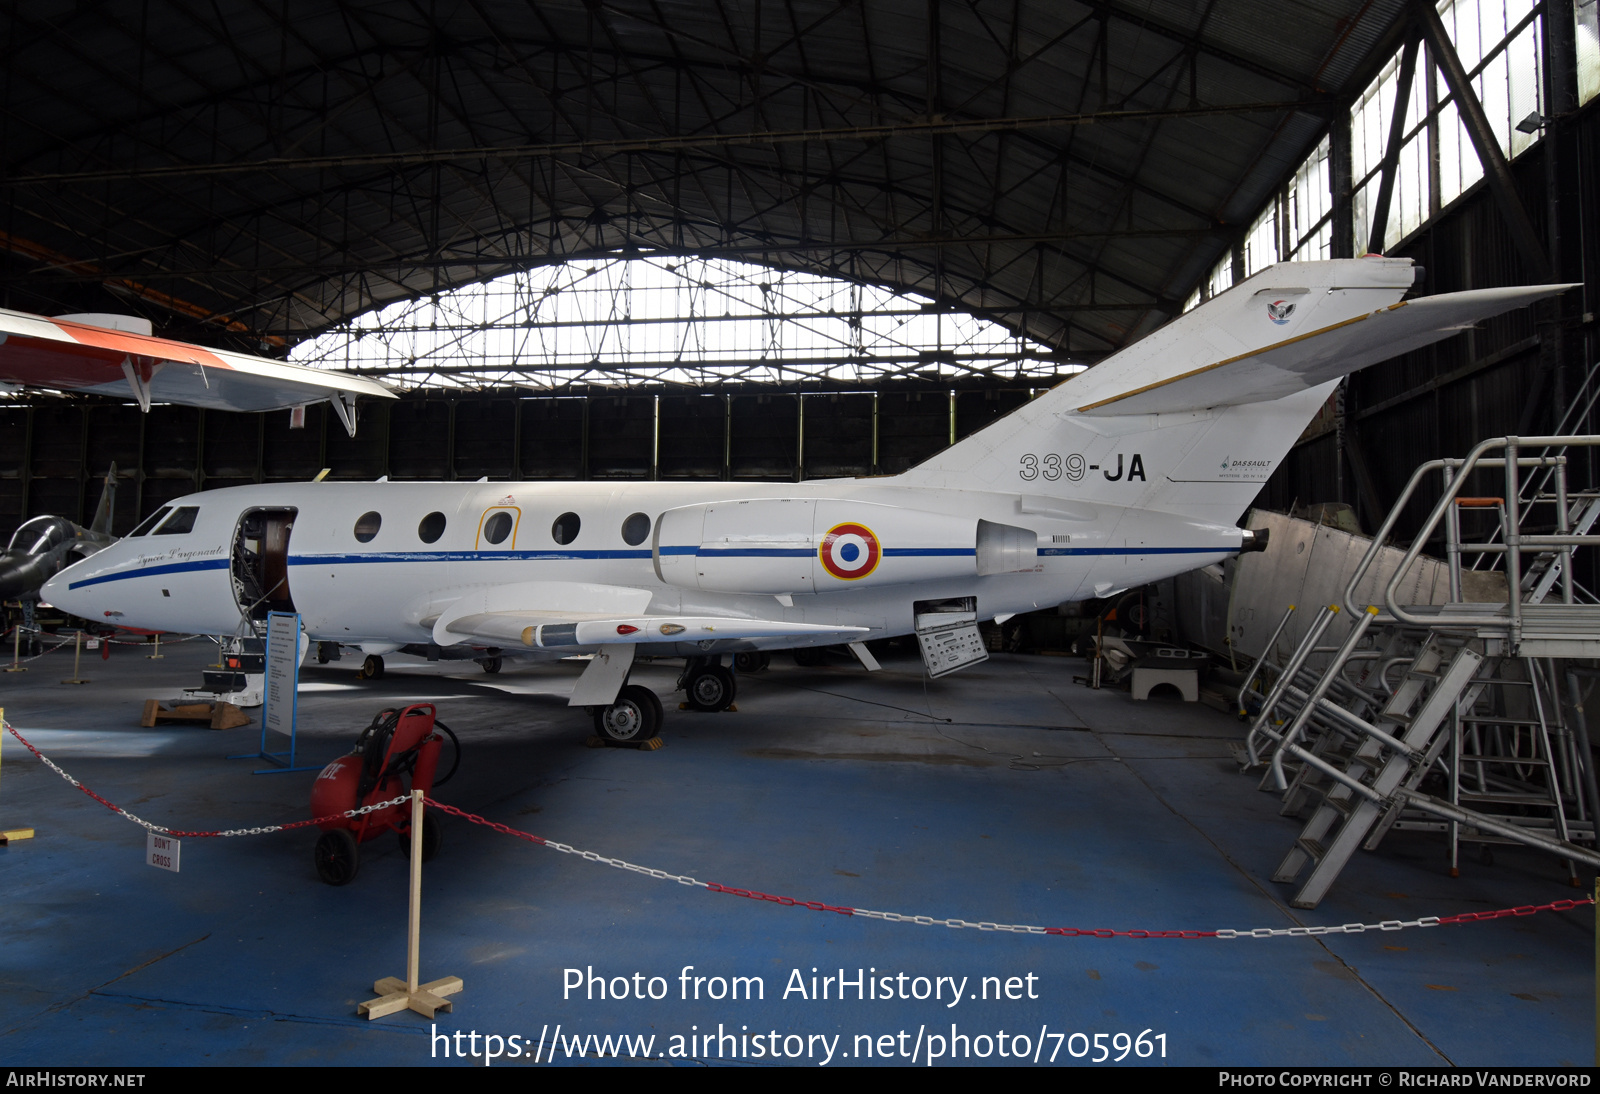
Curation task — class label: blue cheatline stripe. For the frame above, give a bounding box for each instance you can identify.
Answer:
[70,543,1236,589]
[884,547,975,557]
[67,557,230,590]
[285,549,655,564]
[1038,546,1228,556]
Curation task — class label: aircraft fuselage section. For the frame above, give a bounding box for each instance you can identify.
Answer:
[41,479,1243,648]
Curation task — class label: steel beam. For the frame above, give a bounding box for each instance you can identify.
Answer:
[1414,0,1553,282]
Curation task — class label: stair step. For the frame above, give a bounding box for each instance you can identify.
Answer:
[1458,791,1561,805]
[1297,836,1327,862]
[1459,753,1552,765]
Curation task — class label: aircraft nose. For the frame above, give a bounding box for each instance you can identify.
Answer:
[0,551,36,600]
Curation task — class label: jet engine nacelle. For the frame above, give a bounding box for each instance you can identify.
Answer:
[653,498,1036,595]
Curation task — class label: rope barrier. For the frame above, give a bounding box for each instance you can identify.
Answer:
[5,720,1594,939]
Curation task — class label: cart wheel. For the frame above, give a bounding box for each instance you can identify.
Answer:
[314,829,360,885]
[398,813,444,862]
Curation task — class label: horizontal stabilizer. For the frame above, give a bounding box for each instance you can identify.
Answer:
[442,611,868,648]
[0,307,394,430]
[1078,284,1574,415]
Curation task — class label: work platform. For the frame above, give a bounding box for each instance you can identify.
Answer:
[0,639,1592,1066]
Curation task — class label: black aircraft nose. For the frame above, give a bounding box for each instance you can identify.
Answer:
[0,550,50,600]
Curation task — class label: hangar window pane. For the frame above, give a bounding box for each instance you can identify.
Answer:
[353,511,381,542]
[1580,0,1599,105]
[288,257,1083,391]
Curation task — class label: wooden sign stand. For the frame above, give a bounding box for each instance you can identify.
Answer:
[358,791,462,1020]
[0,708,36,844]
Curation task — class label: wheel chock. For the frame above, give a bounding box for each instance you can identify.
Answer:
[0,828,35,844]
[585,736,665,751]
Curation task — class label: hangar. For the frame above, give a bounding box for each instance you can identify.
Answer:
[3,0,1600,1068]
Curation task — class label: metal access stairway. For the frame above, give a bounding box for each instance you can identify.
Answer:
[1240,434,1600,908]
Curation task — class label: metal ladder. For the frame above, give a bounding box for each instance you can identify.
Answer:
[1239,435,1600,907]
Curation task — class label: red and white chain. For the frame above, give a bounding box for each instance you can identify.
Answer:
[6,721,1592,938]
[4,720,405,837]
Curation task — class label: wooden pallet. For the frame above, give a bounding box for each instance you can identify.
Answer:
[140,699,250,730]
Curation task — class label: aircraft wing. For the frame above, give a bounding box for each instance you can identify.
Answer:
[438,610,868,648]
[0,306,394,433]
[1078,284,1575,416]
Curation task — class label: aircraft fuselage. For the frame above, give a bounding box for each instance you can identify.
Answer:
[42,478,1243,654]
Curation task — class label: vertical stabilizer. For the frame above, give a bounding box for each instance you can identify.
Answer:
[896,258,1559,528]
[90,463,117,535]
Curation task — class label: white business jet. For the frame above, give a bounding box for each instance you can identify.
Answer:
[40,258,1568,741]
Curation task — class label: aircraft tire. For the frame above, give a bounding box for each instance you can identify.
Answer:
[480,656,502,674]
[685,664,736,712]
[361,654,385,680]
[792,647,826,667]
[314,829,360,886]
[594,684,660,742]
[398,813,444,863]
[733,651,770,673]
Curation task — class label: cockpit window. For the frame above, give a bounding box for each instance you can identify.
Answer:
[153,507,199,535]
[128,507,172,537]
[7,516,68,554]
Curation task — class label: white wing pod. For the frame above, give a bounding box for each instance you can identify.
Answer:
[653,499,1030,594]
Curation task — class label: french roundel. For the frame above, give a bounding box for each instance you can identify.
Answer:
[819,522,881,580]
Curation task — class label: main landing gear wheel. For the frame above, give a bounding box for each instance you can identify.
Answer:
[360,654,386,680]
[480,656,502,674]
[792,647,826,667]
[314,828,360,886]
[397,813,444,862]
[733,651,770,673]
[593,684,661,742]
[685,664,737,712]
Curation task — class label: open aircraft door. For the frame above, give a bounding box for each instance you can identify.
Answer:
[232,507,297,622]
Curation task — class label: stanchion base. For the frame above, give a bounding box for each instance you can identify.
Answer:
[1,827,36,844]
[359,975,463,1020]
[59,679,90,685]
[4,667,26,673]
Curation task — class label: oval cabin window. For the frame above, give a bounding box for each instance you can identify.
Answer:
[418,511,447,544]
[552,512,581,545]
[483,511,513,545]
[621,512,651,546]
[353,511,382,543]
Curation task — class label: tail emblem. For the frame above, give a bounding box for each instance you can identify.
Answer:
[819,522,881,580]
[1266,299,1296,324]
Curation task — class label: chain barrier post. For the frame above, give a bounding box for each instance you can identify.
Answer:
[60,631,89,685]
[0,708,35,844]
[358,790,462,1020]
[5,626,26,673]
[147,633,163,660]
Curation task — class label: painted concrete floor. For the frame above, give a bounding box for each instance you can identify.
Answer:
[0,638,1592,1067]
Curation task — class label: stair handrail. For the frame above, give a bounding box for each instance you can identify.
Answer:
[1382,436,1600,628]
